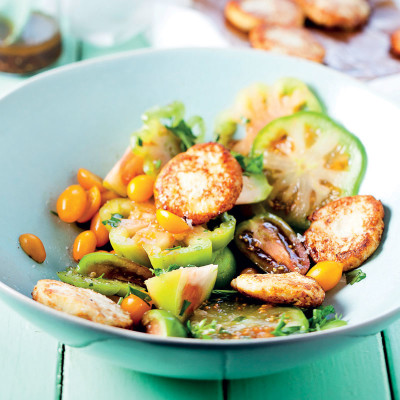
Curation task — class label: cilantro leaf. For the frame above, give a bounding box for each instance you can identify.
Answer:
[164,119,197,151]
[102,213,123,228]
[164,246,182,251]
[231,151,263,175]
[179,299,192,316]
[50,210,59,217]
[187,319,218,339]
[150,264,183,277]
[271,313,302,336]
[308,305,345,332]
[346,269,366,285]
[125,286,152,306]
[97,273,105,279]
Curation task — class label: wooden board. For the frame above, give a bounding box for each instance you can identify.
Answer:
[384,320,400,399]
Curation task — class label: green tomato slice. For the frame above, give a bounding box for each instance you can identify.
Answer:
[252,111,367,228]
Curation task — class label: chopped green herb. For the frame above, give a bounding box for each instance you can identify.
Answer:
[308,305,345,332]
[271,314,303,336]
[154,159,162,169]
[233,316,246,323]
[164,246,182,251]
[179,300,192,316]
[150,264,182,276]
[240,116,251,124]
[215,134,221,142]
[164,119,197,151]
[97,273,105,279]
[117,297,123,305]
[187,319,218,339]
[102,213,123,228]
[137,137,143,147]
[346,269,366,285]
[88,283,93,287]
[126,285,152,306]
[231,152,263,175]
[50,210,59,217]
[211,289,239,299]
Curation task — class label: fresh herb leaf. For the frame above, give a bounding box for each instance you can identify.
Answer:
[308,305,345,332]
[117,297,123,305]
[164,246,182,251]
[97,273,105,279]
[50,210,59,217]
[150,264,182,276]
[179,300,192,316]
[240,116,250,124]
[126,286,152,306]
[164,119,197,151]
[211,289,239,300]
[154,159,162,169]
[231,152,263,175]
[346,269,366,285]
[271,314,302,336]
[187,319,218,339]
[137,137,143,147]
[233,316,246,323]
[89,283,93,287]
[102,213,123,228]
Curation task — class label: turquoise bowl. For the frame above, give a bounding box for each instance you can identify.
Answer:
[0,49,399,379]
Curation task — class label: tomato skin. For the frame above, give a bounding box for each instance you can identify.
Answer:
[100,190,120,206]
[90,212,109,247]
[306,261,343,291]
[73,231,97,262]
[156,209,190,234]
[19,233,46,263]
[77,168,105,192]
[127,175,155,202]
[120,294,152,324]
[57,185,88,223]
[77,186,101,223]
[120,152,144,185]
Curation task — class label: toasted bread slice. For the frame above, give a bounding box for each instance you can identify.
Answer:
[154,142,243,225]
[32,279,132,328]
[225,0,304,32]
[250,25,325,63]
[304,195,384,271]
[231,272,325,307]
[391,30,400,57]
[295,0,370,30]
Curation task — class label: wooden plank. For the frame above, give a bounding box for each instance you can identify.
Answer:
[228,334,391,400]
[384,320,400,399]
[0,300,61,400]
[62,346,223,400]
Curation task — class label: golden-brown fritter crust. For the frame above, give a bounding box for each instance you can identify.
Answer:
[294,0,370,30]
[390,29,400,57]
[304,195,384,272]
[231,272,325,307]
[154,142,243,225]
[225,0,304,33]
[32,279,133,328]
[249,25,325,63]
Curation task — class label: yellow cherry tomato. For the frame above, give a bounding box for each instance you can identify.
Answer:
[156,209,190,234]
[100,189,120,206]
[127,174,155,202]
[72,230,97,262]
[19,233,46,263]
[90,211,109,247]
[120,294,152,324]
[56,185,88,223]
[77,186,101,223]
[77,168,105,192]
[306,261,343,291]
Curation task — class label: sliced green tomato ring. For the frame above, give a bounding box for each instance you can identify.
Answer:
[251,111,367,229]
[142,309,188,338]
[235,173,272,205]
[57,268,143,297]
[212,247,237,289]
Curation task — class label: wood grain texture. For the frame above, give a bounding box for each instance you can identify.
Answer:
[384,320,400,399]
[0,300,61,400]
[228,334,392,400]
[62,346,223,400]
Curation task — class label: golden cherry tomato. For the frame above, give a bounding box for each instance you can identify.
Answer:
[156,209,190,234]
[120,294,152,324]
[90,211,109,247]
[77,168,105,192]
[19,233,46,263]
[72,230,97,262]
[127,174,155,202]
[306,261,343,291]
[77,186,101,223]
[100,189,120,206]
[56,185,87,223]
[120,152,144,185]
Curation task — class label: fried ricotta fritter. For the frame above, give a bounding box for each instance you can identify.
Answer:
[32,279,133,328]
[294,0,370,30]
[249,25,325,63]
[304,195,384,271]
[225,0,304,32]
[231,272,325,307]
[154,142,243,225]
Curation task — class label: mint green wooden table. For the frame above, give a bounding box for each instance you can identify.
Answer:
[0,34,399,400]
